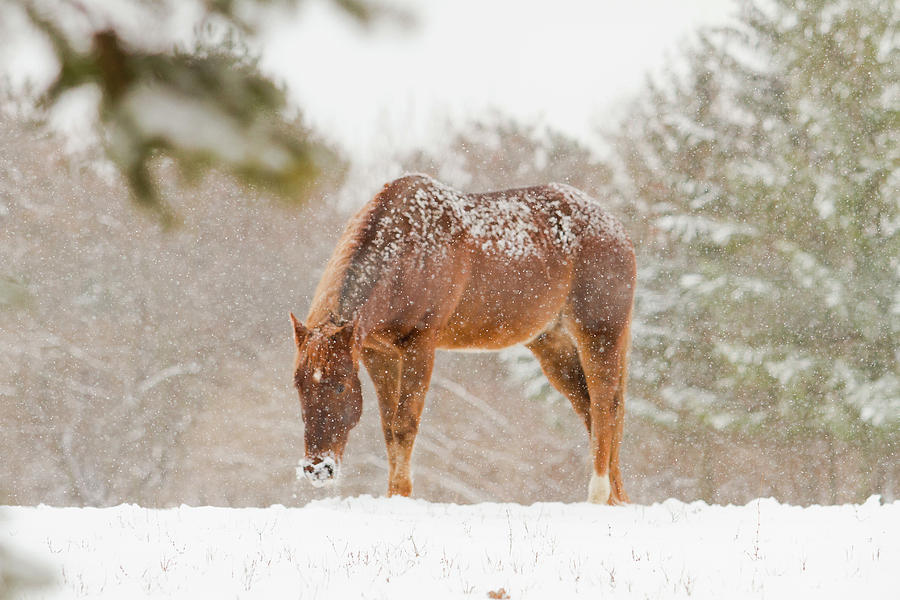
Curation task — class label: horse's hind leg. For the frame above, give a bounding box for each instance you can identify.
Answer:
[570,320,631,505]
[526,324,591,432]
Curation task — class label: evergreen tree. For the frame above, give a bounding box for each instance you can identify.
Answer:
[615,0,898,476]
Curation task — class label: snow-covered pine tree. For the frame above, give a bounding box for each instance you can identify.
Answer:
[613,0,898,479]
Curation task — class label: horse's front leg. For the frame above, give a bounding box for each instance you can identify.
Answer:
[368,332,436,497]
[362,333,436,497]
[361,346,402,491]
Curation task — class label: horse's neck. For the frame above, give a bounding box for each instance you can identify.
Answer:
[309,177,445,331]
[306,247,374,329]
[306,278,351,328]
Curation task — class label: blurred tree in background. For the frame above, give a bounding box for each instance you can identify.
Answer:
[404,114,613,194]
[612,0,898,499]
[0,0,371,221]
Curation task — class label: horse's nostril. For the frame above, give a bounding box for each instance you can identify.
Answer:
[298,456,338,486]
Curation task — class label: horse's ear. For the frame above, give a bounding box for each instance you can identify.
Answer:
[290,312,308,348]
[338,313,363,363]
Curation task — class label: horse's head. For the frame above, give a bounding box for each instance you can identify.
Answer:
[290,312,363,487]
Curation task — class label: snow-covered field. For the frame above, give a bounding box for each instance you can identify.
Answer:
[3,496,897,599]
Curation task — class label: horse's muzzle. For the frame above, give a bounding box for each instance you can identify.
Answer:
[297,456,339,487]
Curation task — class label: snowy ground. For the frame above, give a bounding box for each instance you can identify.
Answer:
[3,496,897,599]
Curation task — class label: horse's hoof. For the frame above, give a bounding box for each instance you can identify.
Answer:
[587,472,611,504]
[387,480,412,497]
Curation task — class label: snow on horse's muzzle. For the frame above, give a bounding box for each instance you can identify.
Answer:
[297,456,339,487]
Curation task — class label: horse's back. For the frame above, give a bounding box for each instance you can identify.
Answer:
[380,174,632,259]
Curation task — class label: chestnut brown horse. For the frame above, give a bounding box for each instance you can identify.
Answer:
[291,174,635,504]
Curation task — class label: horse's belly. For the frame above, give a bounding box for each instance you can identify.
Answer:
[436,267,570,350]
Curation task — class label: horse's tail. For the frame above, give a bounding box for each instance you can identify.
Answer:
[610,316,632,504]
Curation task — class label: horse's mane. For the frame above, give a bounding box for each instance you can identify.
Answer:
[305,179,408,326]
[306,208,372,326]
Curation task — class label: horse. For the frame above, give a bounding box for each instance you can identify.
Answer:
[290,174,635,504]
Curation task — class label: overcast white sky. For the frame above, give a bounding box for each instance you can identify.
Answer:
[1,0,737,161]
[261,0,738,159]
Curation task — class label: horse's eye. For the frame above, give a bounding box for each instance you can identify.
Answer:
[336,383,346,394]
